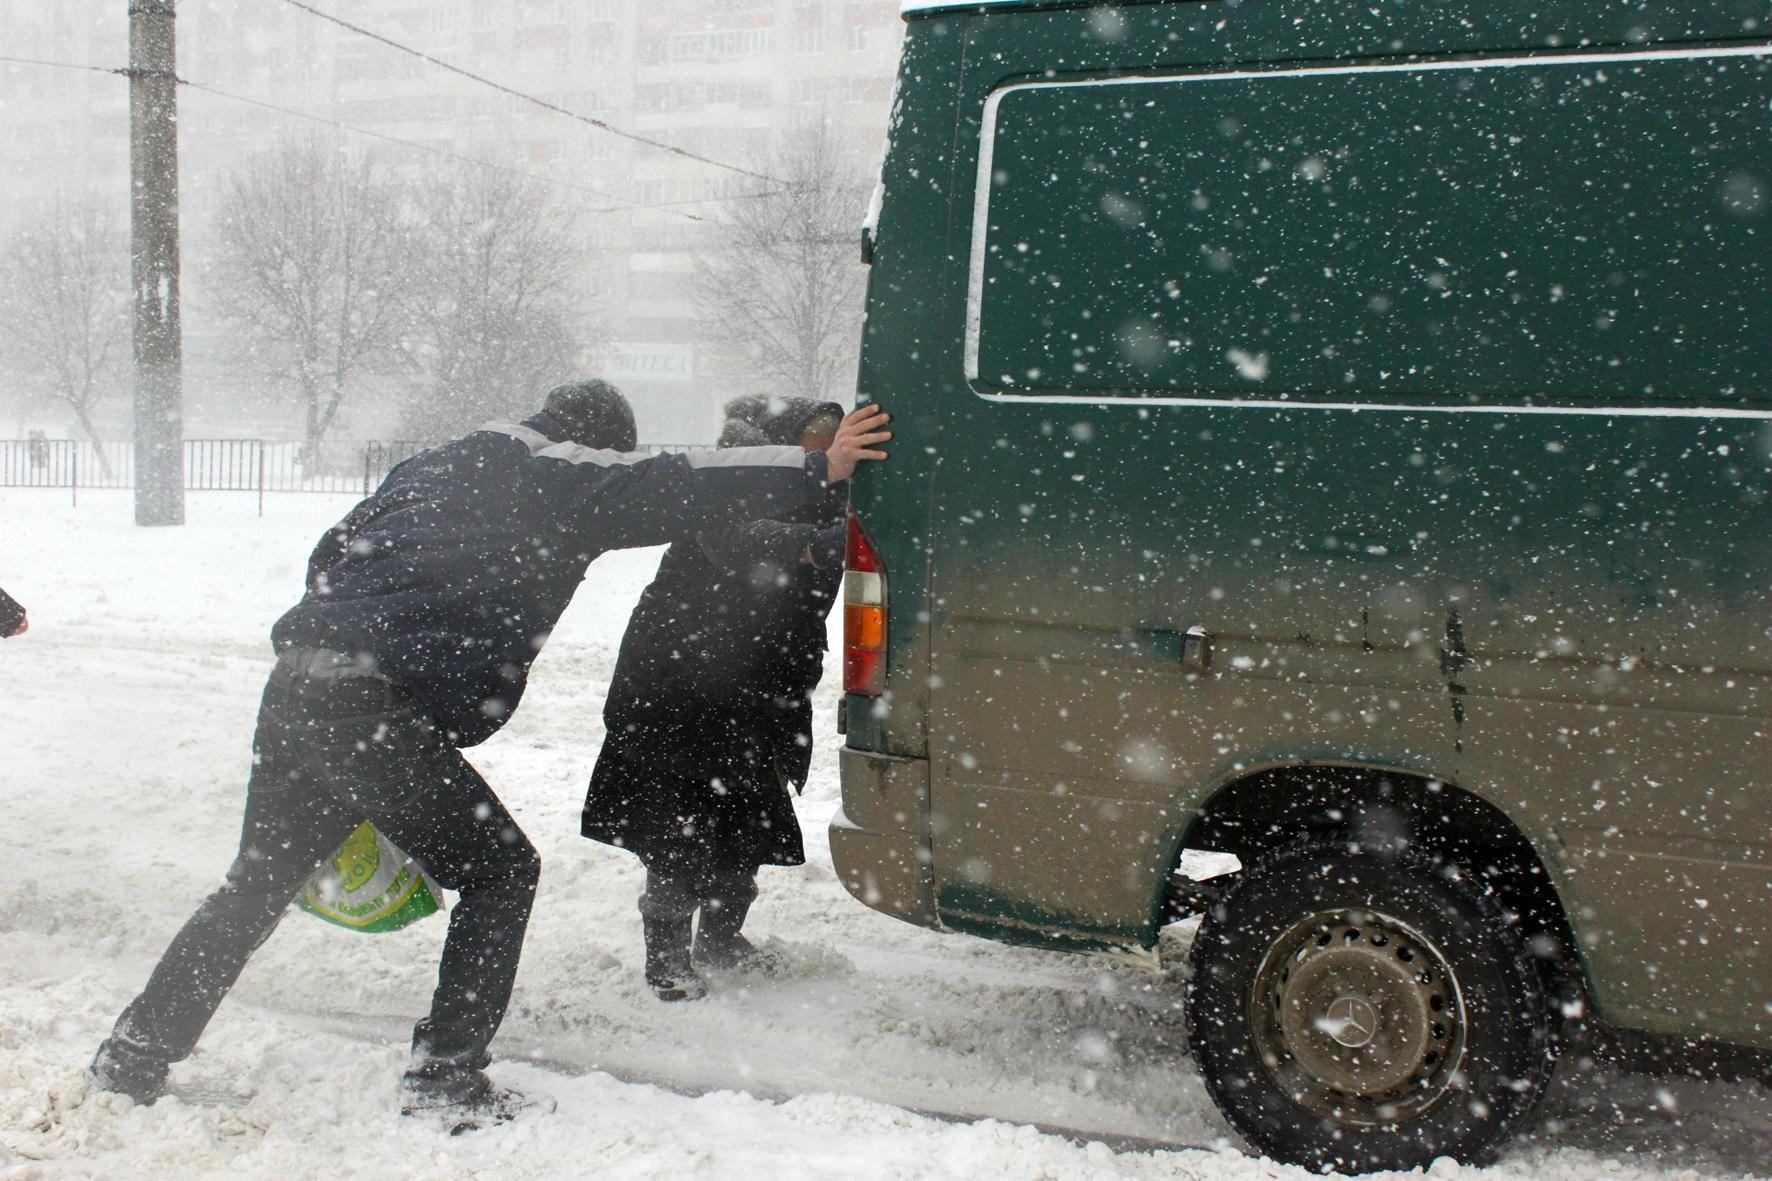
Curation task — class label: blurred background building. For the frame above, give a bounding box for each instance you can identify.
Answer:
[0,0,903,444]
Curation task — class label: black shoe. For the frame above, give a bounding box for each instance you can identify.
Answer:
[400,1072,552,1133]
[646,964,709,1002]
[693,880,782,974]
[694,930,786,975]
[642,914,707,1002]
[88,1038,170,1105]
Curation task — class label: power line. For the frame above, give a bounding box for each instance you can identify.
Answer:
[180,79,711,222]
[276,0,779,183]
[0,54,127,77]
[1,54,782,220]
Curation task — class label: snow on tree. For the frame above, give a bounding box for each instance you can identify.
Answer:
[0,200,130,475]
[697,118,869,404]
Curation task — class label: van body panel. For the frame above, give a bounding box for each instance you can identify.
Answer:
[1461,702,1772,1035]
[830,813,938,927]
[920,396,1772,1037]
[972,52,1770,407]
[840,0,1772,1050]
[833,748,938,925]
[844,12,978,759]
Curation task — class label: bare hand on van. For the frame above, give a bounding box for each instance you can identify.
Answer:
[824,405,892,482]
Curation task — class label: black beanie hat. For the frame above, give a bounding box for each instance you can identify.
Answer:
[542,379,638,451]
[716,417,770,449]
[720,394,845,447]
[771,398,845,446]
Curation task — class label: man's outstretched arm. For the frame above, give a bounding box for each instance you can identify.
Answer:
[494,406,892,550]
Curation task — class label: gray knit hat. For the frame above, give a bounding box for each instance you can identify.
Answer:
[542,379,638,451]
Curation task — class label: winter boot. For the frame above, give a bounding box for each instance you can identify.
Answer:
[88,1034,170,1105]
[693,874,785,975]
[638,877,707,1002]
[400,1062,553,1133]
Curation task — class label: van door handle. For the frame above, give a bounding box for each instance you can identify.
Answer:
[1124,626,1210,670]
[1313,536,1411,561]
[1182,626,1212,671]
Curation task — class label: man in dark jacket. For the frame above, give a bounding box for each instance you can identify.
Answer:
[89,379,891,1126]
[581,396,847,1001]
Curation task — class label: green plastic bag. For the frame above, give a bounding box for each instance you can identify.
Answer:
[296,822,444,933]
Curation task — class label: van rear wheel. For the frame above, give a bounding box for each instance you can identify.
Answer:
[1184,838,1554,1173]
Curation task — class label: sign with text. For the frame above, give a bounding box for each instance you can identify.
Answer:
[601,342,695,385]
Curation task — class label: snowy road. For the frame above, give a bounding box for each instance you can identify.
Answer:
[2,490,1768,1180]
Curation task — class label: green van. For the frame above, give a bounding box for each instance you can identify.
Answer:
[832,0,1771,1170]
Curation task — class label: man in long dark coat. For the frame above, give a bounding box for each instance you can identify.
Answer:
[582,396,847,1001]
[89,380,890,1125]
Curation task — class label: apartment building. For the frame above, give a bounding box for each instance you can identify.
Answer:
[0,0,902,442]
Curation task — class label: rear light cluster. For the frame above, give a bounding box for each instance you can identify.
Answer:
[843,509,887,696]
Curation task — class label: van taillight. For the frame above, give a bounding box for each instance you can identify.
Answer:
[843,509,887,696]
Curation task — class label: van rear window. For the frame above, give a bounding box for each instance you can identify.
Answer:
[968,50,1770,407]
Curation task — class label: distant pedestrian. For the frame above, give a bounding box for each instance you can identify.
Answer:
[581,395,848,1002]
[0,587,26,637]
[89,379,891,1128]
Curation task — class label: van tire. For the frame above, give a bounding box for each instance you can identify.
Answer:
[1184,837,1554,1173]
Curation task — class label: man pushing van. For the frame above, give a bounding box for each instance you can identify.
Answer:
[88,380,891,1128]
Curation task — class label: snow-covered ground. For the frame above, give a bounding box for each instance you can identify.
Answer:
[2,488,1768,1180]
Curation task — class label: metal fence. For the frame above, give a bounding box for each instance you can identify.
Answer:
[1,438,431,510]
[1,437,695,511]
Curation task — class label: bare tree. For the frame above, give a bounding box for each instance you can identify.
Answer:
[399,170,590,439]
[697,118,870,401]
[210,139,414,464]
[0,201,130,474]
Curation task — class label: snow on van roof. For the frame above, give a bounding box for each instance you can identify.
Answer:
[901,0,1043,14]
[902,0,1135,14]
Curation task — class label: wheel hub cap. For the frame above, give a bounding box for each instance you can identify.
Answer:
[1249,909,1468,1127]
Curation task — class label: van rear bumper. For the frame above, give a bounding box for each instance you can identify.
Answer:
[831,747,938,928]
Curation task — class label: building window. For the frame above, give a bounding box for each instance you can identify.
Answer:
[666,28,774,62]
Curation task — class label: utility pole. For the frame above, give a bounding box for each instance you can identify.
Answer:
[129,0,184,526]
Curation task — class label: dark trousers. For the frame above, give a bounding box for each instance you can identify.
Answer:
[637,858,758,921]
[108,649,540,1080]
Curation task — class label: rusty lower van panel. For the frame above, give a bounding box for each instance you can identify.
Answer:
[926,620,1464,949]
[832,748,936,927]
[1460,693,1772,1045]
